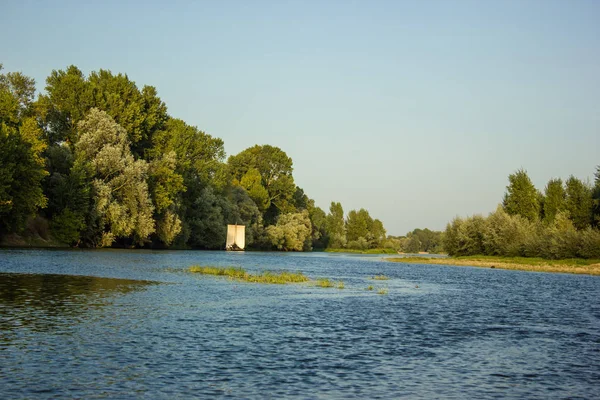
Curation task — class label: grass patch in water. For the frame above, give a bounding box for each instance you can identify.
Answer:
[377,288,388,295]
[316,278,334,288]
[337,281,345,289]
[366,285,374,291]
[189,265,309,284]
[372,275,389,280]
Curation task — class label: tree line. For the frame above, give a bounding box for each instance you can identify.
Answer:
[444,168,600,259]
[0,64,391,251]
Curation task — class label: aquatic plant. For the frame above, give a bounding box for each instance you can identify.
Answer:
[367,285,374,291]
[189,265,308,284]
[316,278,334,288]
[372,275,389,280]
[377,288,388,295]
[337,281,345,289]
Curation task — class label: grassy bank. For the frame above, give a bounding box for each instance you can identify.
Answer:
[325,248,398,254]
[387,256,600,276]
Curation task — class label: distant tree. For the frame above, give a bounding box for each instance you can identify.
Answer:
[443,215,486,256]
[326,201,346,248]
[307,202,328,249]
[346,209,372,243]
[369,219,387,248]
[564,176,593,230]
[503,169,540,221]
[405,234,421,253]
[542,178,566,224]
[592,166,600,228]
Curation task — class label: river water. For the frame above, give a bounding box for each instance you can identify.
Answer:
[0,249,599,399]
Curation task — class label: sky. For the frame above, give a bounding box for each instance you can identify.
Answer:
[1,0,599,235]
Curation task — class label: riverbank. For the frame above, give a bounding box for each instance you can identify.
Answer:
[387,255,600,276]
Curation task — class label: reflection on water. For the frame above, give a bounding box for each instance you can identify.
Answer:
[0,273,153,334]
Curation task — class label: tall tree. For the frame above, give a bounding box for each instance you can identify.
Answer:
[0,66,47,233]
[542,178,566,224]
[346,208,372,243]
[565,176,593,230]
[326,201,346,248]
[75,108,154,247]
[228,145,296,222]
[503,169,540,221]
[0,124,48,233]
[592,166,600,228]
[267,210,312,251]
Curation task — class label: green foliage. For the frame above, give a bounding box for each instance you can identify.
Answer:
[266,210,312,251]
[347,237,369,250]
[50,208,85,245]
[0,123,47,233]
[186,186,227,249]
[593,166,600,228]
[75,108,154,246]
[0,63,389,251]
[443,215,485,256]
[346,209,371,243]
[238,168,269,212]
[444,207,600,260]
[565,176,593,230]
[308,203,328,249]
[503,169,540,221]
[326,201,346,248]
[542,178,566,223]
[228,145,296,221]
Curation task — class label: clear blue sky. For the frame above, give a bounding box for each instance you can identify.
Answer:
[1,0,599,235]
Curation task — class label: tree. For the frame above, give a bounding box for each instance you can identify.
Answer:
[0,123,48,233]
[0,67,47,233]
[228,145,296,221]
[0,65,36,125]
[565,176,593,230]
[75,108,154,246]
[592,166,600,228]
[307,202,328,249]
[38,66,168,155]
[37,65,92,144]
[503,169,540,221]
[238,168,269,212]
[369,219,387,248]
[326,201,346,248]
[542,178,566,224]
[346,209,372,243]
[148,150,185,245]
[267,210,312,251]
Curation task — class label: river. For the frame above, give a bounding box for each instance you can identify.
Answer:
[0,249,599,399]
